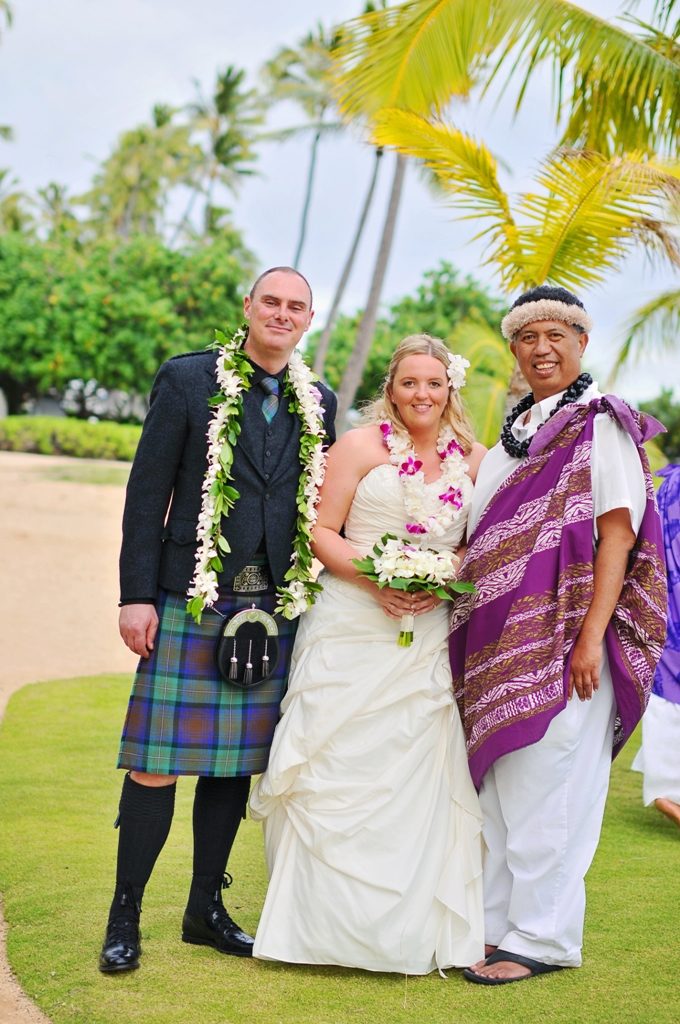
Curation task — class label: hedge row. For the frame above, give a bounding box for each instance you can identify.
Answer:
[0,416,141,461]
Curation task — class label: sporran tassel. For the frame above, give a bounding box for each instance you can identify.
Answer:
[243,639,253,687]
[261,638,270,678]
[228,638,238,680]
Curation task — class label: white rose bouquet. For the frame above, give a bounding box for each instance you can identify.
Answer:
[353,533,474,647]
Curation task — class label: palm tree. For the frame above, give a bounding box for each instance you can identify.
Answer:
[313,145,384,376]
[327,0,680,410]
[0,168,34,234]
[262,23,344,268]
[36,183,79,240]
[335,152,407,426]
[368,110,680,406]
[174,66,263,244]
[0,2,13,139]
[311,2,391,379]
[79,105,199,240]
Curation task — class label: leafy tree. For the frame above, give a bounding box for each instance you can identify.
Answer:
[0,233,254,413]
[640,388,680,460]
[0,233,54,411]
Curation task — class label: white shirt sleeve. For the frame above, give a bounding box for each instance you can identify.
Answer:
[591,412,646,538]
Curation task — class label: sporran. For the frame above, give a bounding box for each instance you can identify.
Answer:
[215,604,280,688]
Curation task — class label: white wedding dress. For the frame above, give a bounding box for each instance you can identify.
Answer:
[250,463,484,974]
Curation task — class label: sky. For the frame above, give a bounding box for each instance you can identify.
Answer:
[0,0,678,403]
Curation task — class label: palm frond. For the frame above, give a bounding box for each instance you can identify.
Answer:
[371,108,521,280]
[333,0,505,118]
[259,120,344,143]
[332,0,680,156]
[513,149,680,290]
[610,286,680,379]
[448,320,513,445]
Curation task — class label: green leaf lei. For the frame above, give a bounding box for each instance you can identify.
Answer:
[187,323,328,623]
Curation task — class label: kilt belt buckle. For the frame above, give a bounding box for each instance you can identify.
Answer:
[232,563,270,593]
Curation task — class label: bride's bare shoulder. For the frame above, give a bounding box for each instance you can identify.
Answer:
[328,424,386,471]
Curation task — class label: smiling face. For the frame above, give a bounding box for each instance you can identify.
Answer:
[242,269,314,371]
[510,319,588,402]
[388,353,449,433]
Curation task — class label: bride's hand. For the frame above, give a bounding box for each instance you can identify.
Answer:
[371,587,441,620]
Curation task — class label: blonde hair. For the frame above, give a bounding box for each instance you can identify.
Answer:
[363,334,476,454]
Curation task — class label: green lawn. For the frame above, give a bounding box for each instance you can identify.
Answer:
[0,675,677,1024]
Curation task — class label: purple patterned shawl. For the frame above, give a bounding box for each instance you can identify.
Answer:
[449,396,667,790]
[653,464,680,705]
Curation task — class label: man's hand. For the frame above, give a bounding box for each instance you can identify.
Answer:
[119,604,158,658]
[568,631,601,701]
[568,506,636,701]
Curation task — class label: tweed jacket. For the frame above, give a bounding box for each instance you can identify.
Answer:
[119,349,337,603]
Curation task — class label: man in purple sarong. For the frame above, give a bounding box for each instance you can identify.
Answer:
[450,285,667,985]
[632,463,680,827]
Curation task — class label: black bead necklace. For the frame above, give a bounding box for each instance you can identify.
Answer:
[500,372,593,459]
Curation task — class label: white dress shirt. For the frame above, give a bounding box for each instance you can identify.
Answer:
[468,382,646,539]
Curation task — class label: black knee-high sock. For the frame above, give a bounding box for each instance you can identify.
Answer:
[108,774,176,921]
[186,775,250,913]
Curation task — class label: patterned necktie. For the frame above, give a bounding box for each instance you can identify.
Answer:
[261,376,280,423]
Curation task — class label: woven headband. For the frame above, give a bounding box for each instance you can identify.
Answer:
[501,299,593,341]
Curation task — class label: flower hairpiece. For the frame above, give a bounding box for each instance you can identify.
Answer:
[447,353,469,391]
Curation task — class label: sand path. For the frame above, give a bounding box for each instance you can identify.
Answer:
[0,451,138,1024]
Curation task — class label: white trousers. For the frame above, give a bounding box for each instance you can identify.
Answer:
[479,657,616,966]
[631,692,680,805]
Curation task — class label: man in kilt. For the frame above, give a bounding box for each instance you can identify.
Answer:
[99,267,337,973]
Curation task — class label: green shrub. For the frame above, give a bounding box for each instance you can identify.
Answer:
[0,416,141,461]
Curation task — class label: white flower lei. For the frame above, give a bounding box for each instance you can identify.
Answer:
[379,421,469,539]
[187,324,328,623]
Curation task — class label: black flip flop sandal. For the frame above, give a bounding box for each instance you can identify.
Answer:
[463,948,564,985]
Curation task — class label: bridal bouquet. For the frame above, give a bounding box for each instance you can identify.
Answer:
[353,534,474,647]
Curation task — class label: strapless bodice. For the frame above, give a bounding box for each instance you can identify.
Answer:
[344,463,472,555]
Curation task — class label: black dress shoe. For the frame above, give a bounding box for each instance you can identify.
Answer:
[181,904,254,957]
[99,916,141,973]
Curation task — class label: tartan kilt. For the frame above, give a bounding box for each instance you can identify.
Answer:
[117,587,297,777]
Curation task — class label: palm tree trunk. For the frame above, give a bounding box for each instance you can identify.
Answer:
[293,127,322,269]
[336,153,407,429]
[169,173,205,246]
[505,362,530,415]
[313,146,383,377]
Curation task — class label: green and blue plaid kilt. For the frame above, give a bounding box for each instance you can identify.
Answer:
[117,587,297,777]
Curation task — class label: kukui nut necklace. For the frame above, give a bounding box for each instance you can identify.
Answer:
[500,372,593,459]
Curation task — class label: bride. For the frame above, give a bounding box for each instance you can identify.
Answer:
[250,334,486,974]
